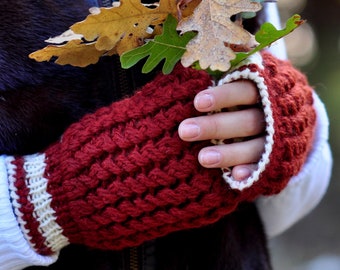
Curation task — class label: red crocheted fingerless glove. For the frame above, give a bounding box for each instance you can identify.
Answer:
[6,54,315,256]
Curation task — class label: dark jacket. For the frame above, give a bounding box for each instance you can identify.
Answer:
[0,1,271,269]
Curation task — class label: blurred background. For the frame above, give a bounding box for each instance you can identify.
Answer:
[268,0,340,269]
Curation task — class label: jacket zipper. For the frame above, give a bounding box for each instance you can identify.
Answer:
[99,2,145,269]
[115,61,143,270]
[129,246,140,270]
[115,56,131,98]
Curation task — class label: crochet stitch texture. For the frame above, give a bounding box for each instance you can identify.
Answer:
[9,53,316,255]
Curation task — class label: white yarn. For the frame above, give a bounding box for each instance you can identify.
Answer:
[217,53,274,191]
[23,153,70,252]
[0,155,58,269]
[7,154,69,254]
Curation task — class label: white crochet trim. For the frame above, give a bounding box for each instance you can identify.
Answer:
[230,52,265,71]
[217,54,274,191]
[7,154,69,253]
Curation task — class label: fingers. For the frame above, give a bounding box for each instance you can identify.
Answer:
[198,136,265,168]
[178,79,265,177]
[194,80,258,112]
[179,79,262,142]
[178,108,265,142]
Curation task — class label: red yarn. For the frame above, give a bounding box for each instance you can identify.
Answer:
[46,65,233,250]
[240,52,316,200]
[13,56,316,254]
[11,158,53,255]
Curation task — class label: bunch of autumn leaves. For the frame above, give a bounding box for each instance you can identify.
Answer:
[29,0,263,73]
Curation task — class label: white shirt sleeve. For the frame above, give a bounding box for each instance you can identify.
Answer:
[0,155,58,270]
[256,93,332,238]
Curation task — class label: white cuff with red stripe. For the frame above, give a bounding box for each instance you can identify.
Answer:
[7,153,69,255]
[0,155,58,270]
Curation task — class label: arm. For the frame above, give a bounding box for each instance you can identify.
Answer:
[0,55,318,268]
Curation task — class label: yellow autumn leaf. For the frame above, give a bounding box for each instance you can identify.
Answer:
[30,0,199,67]
[72,0,159,53]
[177,0,261,71]
[29,40,105,67]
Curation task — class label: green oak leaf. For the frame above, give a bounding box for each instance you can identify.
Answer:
[120,14,196,74]
[230,14,305,68]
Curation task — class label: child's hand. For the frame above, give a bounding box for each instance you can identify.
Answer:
[178,80,265,181]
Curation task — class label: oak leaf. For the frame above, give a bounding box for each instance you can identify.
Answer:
[231,14,305,67]
[71,0,177,53]
[120,15,196,74]
[177,0,261,71]
[30,0,198,67]
[29,40,105,67]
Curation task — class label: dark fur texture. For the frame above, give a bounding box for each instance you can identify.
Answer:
[1,1,272,269]
[0,1,118,154]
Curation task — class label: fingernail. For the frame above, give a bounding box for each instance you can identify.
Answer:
[195,93,213,110]
[199,150,221,166]
[232,167,252,181]
[179,123,200,139]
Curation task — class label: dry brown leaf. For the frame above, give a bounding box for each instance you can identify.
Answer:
[177,0,202,19]
[30,0,200,67]
[30,0,260,70]
[29,40,104,67]
[177,0,261,71]
[71,0,180,54]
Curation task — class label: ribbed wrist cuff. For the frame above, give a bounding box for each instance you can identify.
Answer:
[0,155,58,269]
[6,154,69,256]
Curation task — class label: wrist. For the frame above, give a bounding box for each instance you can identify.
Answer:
[7,154,69,256]
[0,155,58,269]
